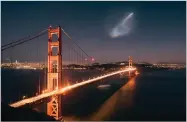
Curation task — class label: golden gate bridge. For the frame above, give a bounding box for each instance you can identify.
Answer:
[1,25,137,120]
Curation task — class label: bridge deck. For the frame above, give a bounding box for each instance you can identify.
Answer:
[10,68,136,108]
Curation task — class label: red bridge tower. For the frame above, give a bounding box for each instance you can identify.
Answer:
[47,26,62,120]
[129,56,132,68]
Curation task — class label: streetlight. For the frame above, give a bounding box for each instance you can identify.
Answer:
[22,95,26,99]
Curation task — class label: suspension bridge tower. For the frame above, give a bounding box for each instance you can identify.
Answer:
[128,56,132,77]
[47,26,62,120]
[128,56,132,68]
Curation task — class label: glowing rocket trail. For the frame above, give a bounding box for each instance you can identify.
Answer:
[122,13,133,25]
[109,12,134,38]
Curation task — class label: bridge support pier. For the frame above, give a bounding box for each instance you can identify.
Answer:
[47,26,62,120]
[47,95,61,120]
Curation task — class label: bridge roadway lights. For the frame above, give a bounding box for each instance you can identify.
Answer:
[9,68,136,108]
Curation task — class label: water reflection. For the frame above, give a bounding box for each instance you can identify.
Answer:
[90,76,137,121]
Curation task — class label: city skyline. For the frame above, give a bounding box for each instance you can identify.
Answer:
[1,1,186,64]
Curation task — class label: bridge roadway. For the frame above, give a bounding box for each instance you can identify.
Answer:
[10,68,136,108]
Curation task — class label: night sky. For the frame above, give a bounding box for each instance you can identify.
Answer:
[1,1,186,63]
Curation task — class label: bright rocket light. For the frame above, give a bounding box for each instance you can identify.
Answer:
[109,12,134,38]
[10,68,136,108]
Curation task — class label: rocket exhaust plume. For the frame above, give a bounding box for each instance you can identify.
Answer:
[109,12,134,38]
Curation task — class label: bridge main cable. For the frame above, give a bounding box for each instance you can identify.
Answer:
[61,27,92,59]
[10,68,136,108]
[1,29,48,51]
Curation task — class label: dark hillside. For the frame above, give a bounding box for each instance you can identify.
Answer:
[2,103,55,121]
